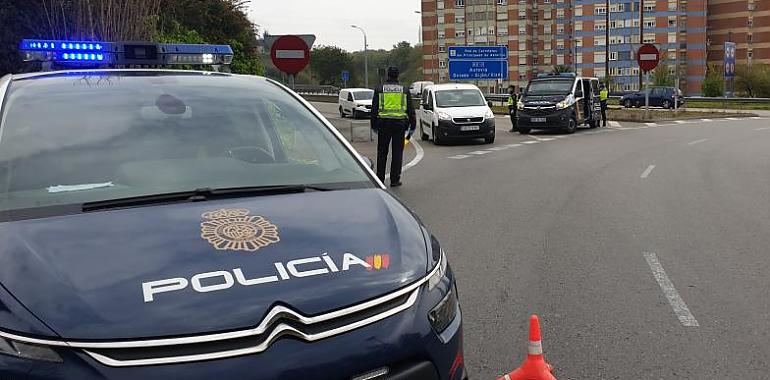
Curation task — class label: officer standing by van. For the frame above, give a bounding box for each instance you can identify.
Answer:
[507,85,519,132]
[599,83,609,127]
[371,66,416,187]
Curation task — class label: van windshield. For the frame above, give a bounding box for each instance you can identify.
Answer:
[526,79,574,95]
[353,91,373,100]
[435,89,486,107]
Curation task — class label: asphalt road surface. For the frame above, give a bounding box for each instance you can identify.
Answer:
[311,101,770,379]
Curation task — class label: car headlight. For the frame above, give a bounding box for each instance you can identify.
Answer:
[0,337,62,363]
[484,109,494,119]
[517,101,524,111]
[556,95,574,110]
[427,248,448,291]
[429,286,459,333]
[356,104,369,110]
[437,111,452,121]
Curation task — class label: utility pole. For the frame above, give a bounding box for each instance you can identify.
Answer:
[639,0,644,90]
[605,0,610,87]
[351,25,369,88]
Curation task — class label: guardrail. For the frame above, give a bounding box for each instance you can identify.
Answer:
[298,92,770,108]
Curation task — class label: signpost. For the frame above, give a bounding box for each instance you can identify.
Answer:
[341,70,349,88]
[267,34,315,89]
[724,42,737,97]
[636,43,660,119]
[448,46,509,81]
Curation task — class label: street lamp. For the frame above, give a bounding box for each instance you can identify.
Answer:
[351,25,369,88]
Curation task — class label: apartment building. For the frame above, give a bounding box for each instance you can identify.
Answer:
[421,0,709,94]
[708,0,769,68]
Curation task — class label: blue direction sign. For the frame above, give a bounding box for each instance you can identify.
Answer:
[448,45,508,81]
[341,70,350,82]
[449,60,509,80]
[724,42,736,78]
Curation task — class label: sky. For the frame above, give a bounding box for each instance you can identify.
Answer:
[247,0,422,52]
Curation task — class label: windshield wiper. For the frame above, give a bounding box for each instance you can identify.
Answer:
[82,185,333,212]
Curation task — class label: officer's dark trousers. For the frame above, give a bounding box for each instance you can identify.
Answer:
[601,101,608,126]
[376,121,408,183]
[509,107,518,131]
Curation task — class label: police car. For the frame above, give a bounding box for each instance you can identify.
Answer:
[0,40,465,380]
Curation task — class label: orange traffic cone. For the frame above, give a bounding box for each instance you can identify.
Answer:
[497,315,556,380]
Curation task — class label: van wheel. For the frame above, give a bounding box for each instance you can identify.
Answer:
[352,110,359,119]
[420,125,429,141]
[589,119,599,129]
[624,99,632,108]
[564,118,577,134]
[662,100,671,109]
[433,125,443,145]
[518,127,531,135]
[339,107,345,118]
[634,100,642,108]
[484,132,495,144]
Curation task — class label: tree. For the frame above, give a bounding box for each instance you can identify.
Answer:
[734,63,770,98]
[552,65,573,74]
[311,46,353,86]
[702,64,724,97]
[652,65,674,87]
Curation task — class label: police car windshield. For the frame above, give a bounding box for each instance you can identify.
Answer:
[0,72,373,214]
[353,91,373,100]
[435,89,485,108]
[526,79,574,95]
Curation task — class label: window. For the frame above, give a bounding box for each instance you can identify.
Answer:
[438,1,445,9]
[748,51,754,59]
[668,0,677,11]
[468,29,474,36]
[611,3,625,12]
[544,10,552,19]
[439,60,447,68]
[439,44,446,52]
[594,52,606,63]
[557,9,564,19]
[643,33,655,43]
[610,51,618,61]
[557,43,565,50]
[644,19,656,28]
[519,11,527,19]
[497,0,507,4]
[533,57,539,65]
[668,32,676,43]
[519,74,527,80]
[576,39,583,47]
[438,31,446,39]
[498,11,508,20]
[575,21,583,31]
[748,19,753,27]
[438,15,445,24]
[577,54,583,63]
[456,30,466,38]
[594,37,606,46]
[610,20,621,29]
[644,4,655,12]
[595,7,607,15]
[748,34,753,43]
[498,26,508,36]
[575,5,582,16]
[557,54,564,64]
[595,24,606,32]
[557,27,564,34]
[456,0,465,7]
[519,27,527,35]
[519,56,527,65]
[455,15,465,23]
[668,18,676,27]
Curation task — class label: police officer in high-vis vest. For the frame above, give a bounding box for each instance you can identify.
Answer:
[371,66,416,187]
[507,85,519,132]
[600,84,609,127]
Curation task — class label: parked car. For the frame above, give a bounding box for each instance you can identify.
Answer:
[517,73,602,134]
[620,86,685,109]
[338,88,373,118]
[417,83,496,145]
[409,81,434,98]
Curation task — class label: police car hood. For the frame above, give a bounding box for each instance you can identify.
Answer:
[521,94,568,106]
[0,189,430,340]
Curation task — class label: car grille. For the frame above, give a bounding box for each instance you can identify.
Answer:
[365,105,372,110]
[452,117,483,124]
[522,106,556,117]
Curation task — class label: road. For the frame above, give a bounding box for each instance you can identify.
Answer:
[311,101,770,379]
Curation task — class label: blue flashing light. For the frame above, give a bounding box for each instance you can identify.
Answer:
[61,43,66,49]
[75,43,81,50]
[43,43,48,48]
[96,54,104,61]
[62,53,69,60]
[89,44,94,50]
[95,44,102,50]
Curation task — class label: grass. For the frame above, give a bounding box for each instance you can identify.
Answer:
[608,98,770,111]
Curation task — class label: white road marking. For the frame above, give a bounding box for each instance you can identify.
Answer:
[700,119,713,122]
[754,127,770,131]
[645,122,658,127]
[386,140,424,180]
[688,138,707,146]
[640,164,656,179]
[643,252,699,327]
[609,121,621,128]
[553,135,569,138]
[487,146,509,151]
[674,120,689,124]
[725,117,741,121]
[469,150,492,155]
[522,140,540,144]
[448,154,471,159]
[750,117,763,120]
[505,143,523,147]
[539,138,556,141]
[528,135,547,141]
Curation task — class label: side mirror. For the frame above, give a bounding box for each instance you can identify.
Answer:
[487,100,494,108]
[423,103,432,111]
[361,156,373,169]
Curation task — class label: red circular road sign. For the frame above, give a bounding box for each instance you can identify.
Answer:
[636,43,660,72]
[271,35,310,75]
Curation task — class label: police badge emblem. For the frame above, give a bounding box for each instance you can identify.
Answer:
[200,209,280,252]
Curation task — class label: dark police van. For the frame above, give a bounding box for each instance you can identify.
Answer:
[517,73,602,134]
[0,40,466,380]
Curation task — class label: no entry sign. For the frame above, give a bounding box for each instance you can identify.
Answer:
[270,35,311,75]
[636,44,660,73]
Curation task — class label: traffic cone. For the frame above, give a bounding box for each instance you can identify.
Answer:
[497,315,556,380]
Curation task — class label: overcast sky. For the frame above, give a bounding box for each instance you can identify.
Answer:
[247,1,422,52]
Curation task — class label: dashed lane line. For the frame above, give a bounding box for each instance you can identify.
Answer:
[687,138,708,146]
[644,252,700,327]
[522,140,540,144]
[645,122,659,127]
[640,164,656,179]
[754,127,770,131]
[468,150,492,155]
[608,121,621,128]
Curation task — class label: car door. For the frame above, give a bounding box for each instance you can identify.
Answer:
[574,79,585,123]
[345,92,355,114]
[420,89,434,137]
[338,90,347,113]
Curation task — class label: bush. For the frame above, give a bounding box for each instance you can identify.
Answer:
[702,64,724,97]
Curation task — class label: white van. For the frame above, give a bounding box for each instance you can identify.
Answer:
[338,88,374,119]
[417,83,495,145]
[409,81,434,98]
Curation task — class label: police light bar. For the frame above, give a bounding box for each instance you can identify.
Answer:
[20,39,233,67]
